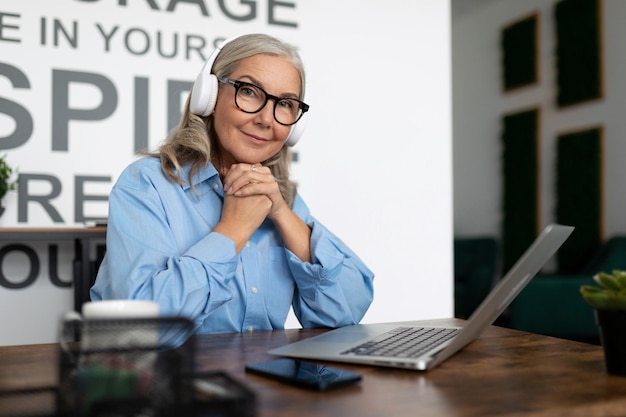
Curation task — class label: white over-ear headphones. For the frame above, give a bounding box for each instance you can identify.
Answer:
[189,36,308,147]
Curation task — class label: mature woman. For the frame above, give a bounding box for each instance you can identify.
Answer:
[91,33,374,333]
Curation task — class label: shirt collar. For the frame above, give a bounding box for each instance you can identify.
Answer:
[178,162,219,190]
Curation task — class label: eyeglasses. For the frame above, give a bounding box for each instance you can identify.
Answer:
[218,77,309,126]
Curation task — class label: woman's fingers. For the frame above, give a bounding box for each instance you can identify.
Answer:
[223,163,271,195]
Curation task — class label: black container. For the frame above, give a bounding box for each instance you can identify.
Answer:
[57,316,256,416]
[596,309,626,376]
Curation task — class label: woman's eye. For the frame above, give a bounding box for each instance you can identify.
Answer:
[240,86,256,97]
[278,99,295,110]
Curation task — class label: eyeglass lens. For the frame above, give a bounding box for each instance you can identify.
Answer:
[235,83,303,125]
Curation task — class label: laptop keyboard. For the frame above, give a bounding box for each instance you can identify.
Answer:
[340,326,459,358]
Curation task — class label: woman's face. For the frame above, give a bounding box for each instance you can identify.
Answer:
[213,54,301,168]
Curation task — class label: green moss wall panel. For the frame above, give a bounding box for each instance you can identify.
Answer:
[501,109,539,271]
[554,0,602,107]
[501,14,538,91]
[556,127,602,272]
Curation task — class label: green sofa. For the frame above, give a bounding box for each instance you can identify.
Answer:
[509,236,626,343]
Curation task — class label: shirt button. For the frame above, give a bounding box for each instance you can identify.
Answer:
[251,287,258,294]
[245,242,251,248]
[247,326,255,332]
[213,183,219,190]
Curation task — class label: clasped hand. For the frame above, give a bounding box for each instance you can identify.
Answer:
[216,162,311,260]
[221,163,287,229]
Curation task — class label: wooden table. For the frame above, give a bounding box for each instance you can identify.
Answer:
[0,227,107,311]
[1,319,626,416]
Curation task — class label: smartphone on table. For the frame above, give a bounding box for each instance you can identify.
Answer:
[245,358,362,391]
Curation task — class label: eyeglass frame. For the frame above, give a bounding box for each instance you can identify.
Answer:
[217,77,309,126]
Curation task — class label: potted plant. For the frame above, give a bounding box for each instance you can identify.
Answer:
[0,154,18,217]
[580,270,626,376]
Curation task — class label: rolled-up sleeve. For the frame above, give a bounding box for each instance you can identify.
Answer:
[287,196,375,328]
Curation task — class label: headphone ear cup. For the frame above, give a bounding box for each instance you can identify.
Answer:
[189,39,227,116]
[285,111,308,147]
[189,72,219,116]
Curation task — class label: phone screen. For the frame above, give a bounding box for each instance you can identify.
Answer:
[245,358,362,391]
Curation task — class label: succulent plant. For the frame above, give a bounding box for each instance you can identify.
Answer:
[580,270,626,310]
[0,154,18,202]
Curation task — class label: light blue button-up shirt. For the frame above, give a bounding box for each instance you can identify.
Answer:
[91,156,375,333]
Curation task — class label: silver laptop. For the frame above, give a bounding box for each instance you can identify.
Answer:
[269,224,574,371]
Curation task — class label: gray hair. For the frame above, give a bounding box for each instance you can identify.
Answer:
[213,33,306,100]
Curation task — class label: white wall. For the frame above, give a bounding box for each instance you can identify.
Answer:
[0,1,452,345]
[453,0,626,240]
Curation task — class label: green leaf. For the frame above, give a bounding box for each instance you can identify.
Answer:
[593,272,622,291]
[582,290,618,310]
[612,270,626,290]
